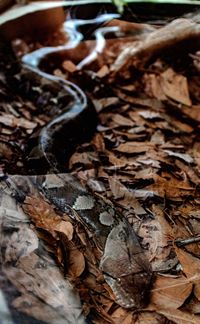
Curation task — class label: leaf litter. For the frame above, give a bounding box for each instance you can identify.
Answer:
[1,9,200,324]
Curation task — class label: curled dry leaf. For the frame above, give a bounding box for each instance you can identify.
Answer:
[164,150,193,164]
[68,248,85,279]
[55,220,73,241]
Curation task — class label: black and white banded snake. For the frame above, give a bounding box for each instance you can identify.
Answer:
[0,14,152,309]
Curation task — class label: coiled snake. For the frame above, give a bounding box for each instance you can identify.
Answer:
[1,16,152,309]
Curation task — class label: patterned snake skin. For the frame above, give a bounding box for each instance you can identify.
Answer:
[1,24,153,308]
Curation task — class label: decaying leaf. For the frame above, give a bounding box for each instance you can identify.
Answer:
[151,275,193,309]
[160,68,191,106]
[23,195,74,239]
[68,248,86,279]
[175,248,200,301]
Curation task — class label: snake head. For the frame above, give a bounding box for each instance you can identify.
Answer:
[100,219,152,308]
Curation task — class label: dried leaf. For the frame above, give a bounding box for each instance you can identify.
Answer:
[151,275,193,309]
[55,220,73,240]
[111,114,134,127]
[109,178,146,215]
[23,195,72,239]
[175,248,200,301]
[93,97,119,112]
[146,174,195,198]
[0,114,37,129]
[116,141,154,154]
[68,249,85,279]
[164,150,193,164]
[62,60,77,73]
[160,68,191,106]
[155,308,200,324]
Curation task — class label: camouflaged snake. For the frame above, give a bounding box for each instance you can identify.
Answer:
[2,22,153,309]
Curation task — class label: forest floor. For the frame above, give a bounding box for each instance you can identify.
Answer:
[1,9,200,324]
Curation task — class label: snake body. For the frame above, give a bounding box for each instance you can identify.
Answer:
[2,36,152,308]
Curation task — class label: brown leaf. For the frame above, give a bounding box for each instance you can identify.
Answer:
[175,160,200,185]
[182,105,200,122]
[133,311,170,323]
[146,174,195,198]
[92,133,106,151]
[69,151,97,169]
[108,152,128,168]
[62,60,77,73]
[23,196,72,239]
[93,97,119,112]
[175,248,200,301]
[111,307,133,324]
[68,248,85,279]
[96,65,109,78]
[109,178,146,215]
[0,141,14,160]
[116,141,154,154]
[160,68,191,106]
[192,142,200,169]
[164,150,193,164]
[0,114,37,129]
[143,73,167,100]
[151,275,193,309]
[55,221,73,241]
[111,114,134,127]
[155,308,200,324]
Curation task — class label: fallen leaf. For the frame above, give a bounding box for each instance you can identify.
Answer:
[96,65,109,78]
[160,68,191,106]
[68,248,85,279]
[175,248,200,301]
[55,220,73,240]
[156,307,200,324]
[93,97,119,112]
[23,195,72,239]
[182,105,200,122]
[164,150,193,164]
[151,275,193,309]
[0,114,37,129]
[146,174,195,198]
[115,141,154,154]
[109,178,146,215]
[143,73,167,100]
[133,311,169,323]
[111,114,134,127]
[62,60,77,73]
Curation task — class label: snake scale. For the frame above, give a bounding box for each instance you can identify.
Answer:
[0,20,152,309]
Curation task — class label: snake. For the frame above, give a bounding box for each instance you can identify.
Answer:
[0,15,153,309]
